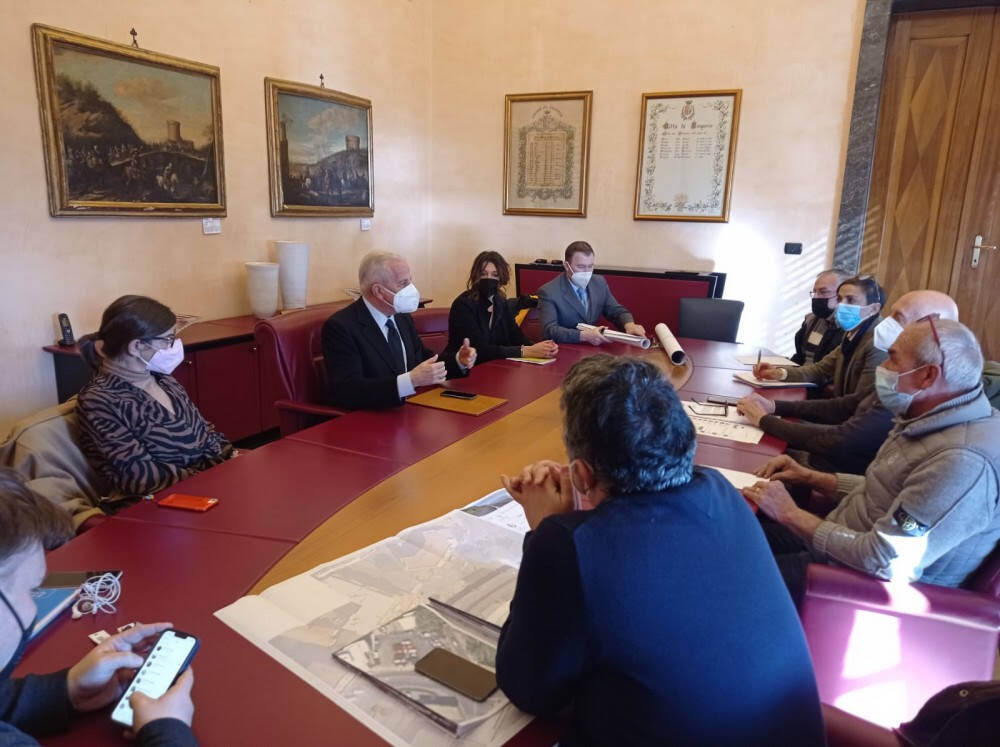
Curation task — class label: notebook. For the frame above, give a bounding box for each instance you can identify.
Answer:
[505,356,556,365]
[30,586,80,638]
[407,388,507,416]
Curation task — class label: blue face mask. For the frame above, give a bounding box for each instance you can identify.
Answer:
[835,303,867,331]
[875,365,921,416]
[0,588,34,681]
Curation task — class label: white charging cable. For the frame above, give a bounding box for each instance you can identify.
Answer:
[71,572,122,619]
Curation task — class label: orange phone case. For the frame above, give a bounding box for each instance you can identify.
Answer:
[157,494,219,512]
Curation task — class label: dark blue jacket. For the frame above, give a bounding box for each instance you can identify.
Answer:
[497,467,825,746]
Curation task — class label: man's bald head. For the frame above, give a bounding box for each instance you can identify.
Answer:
[888,290,959,326]
[875,289,959,351]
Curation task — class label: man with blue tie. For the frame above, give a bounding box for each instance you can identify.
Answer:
[322,252,476,410]
[537,241,646,345]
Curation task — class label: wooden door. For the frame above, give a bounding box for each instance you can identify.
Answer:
[861,7,1000,359]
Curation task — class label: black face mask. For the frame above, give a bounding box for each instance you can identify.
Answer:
[0,588,34,681]
[811,297,834,319]
[476,278,499,302]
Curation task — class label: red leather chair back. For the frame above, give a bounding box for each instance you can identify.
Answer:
[519,308,542,342]
[255,302,350,412]
[411,307,449,354]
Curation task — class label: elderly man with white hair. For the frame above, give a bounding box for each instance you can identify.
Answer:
[322,252,476,410]
[743,317,1000,599]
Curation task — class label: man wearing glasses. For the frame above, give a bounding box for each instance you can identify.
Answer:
[791,268,850,365]
[742,317,1000,599]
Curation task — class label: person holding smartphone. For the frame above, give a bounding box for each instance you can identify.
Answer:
[0,468,195,745]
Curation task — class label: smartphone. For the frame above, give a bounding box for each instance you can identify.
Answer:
[42,570,121,588]
[158,494,219,512]
[414,648,497,702]
[440,389,478,400]
[111,629,199,728]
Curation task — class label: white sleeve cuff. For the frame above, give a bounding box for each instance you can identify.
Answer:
[397,372,416,399]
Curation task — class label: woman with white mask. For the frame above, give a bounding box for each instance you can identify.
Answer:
[76,296,232,500]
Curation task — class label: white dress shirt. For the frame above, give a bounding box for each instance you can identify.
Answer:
[363,297,416,399]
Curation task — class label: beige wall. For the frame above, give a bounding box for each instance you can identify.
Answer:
[428,0,864,350]
[0,0,864,433]
[0,0,433,432]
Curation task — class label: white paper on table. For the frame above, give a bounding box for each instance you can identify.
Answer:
[682,401,765,444]
[577,323,651,349]
[734,355,799,367]
[708,466,760,491]
[214,491,533,747]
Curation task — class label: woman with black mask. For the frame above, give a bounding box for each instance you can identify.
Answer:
[444,251,557,364]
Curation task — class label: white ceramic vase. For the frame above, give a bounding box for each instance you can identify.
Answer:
[275,241,309,310]
[245,262,280,318]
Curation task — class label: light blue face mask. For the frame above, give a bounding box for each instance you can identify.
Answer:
[875,365,922,415]
[835,303,866,331]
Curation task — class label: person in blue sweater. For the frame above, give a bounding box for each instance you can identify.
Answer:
[498,355,825,745]
[0,468,196,746]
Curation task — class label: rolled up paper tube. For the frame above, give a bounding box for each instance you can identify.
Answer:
[576,323,651,349]
[654,323,686,365]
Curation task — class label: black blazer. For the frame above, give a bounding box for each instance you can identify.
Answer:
[321,299,463,410]
[444,291,533,364]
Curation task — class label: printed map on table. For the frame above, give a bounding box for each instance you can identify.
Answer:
[214,489,531,746]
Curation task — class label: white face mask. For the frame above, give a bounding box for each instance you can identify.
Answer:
[569,270,593,289]
[138,339,185,375]
[874,316,904,351]
[389,282,420,314]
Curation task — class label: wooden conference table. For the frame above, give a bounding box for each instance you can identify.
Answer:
[18,337,805,746]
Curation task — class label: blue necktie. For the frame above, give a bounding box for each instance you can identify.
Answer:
[574,285,589,313]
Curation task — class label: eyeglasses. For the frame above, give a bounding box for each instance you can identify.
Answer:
[917,313,945,371]
[145,333,177,347]
[809,290,836,299]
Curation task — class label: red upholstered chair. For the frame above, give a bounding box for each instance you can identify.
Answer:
[255,303,349,437]
[822,704,901,747]
[411,307,449,354]
[256,304,455,436]
[799,549,1000,729]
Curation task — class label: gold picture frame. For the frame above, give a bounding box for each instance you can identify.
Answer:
[503,90,592,217]
[31,24,226,217]
[633,89,741,222]
[265,78,373,217]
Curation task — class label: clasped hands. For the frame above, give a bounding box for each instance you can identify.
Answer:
[66,622,194,734]
[501,460,580,531]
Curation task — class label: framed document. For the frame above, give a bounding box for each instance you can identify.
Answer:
[633,90,741,222]
[503,91,592,217]
[265,77,373,217]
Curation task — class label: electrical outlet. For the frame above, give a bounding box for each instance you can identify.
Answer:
[783,242,802,255]
[360,218,372,231]
[202,218,221,235]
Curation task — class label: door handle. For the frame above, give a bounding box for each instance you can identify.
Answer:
[972,234,998,268]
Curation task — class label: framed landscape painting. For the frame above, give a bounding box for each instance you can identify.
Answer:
[265,78,374,217]
[31,24,226,217]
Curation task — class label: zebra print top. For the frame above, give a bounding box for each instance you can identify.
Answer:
[76,372,232,498]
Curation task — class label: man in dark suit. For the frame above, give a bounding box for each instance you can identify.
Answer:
[537,241,646,345]
[322,252,476,410]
